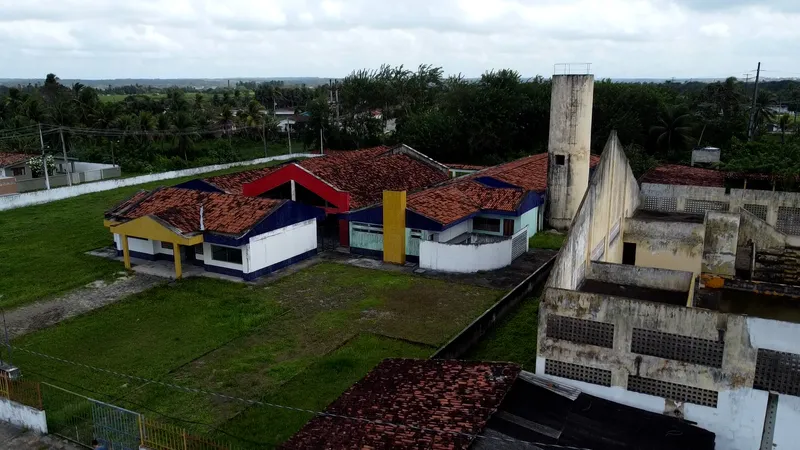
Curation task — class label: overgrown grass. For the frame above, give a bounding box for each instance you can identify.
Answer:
[13,263,502,448]
[465,297,539,370]
[528,231,566,249]
[0,160,284,309]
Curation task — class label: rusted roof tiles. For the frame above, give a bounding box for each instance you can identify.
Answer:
[0,152,31,167]
[640,164,725,188]
[447,163,487,171]
[281,359,520,450]
[408,180,524,225]
[109,187,283,235]
[472,153,601,193]
[204,166,280,194]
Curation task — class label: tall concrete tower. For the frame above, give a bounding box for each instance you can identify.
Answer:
[546,73,594,230]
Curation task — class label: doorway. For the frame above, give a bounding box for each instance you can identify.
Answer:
[503,219,515,237]
[622,242,637,265]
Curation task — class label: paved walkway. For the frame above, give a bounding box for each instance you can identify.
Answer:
[5,273,164,338]
[0,422,81,450]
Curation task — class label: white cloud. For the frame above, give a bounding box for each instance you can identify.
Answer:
[0,0,798,79]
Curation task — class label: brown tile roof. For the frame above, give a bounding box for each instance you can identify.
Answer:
[471,153,601,193]
[640,164,725,188]
[408,180,525,225]
[108,187,283,236]
[447,163,486,171]
[201,146,450,209]
[0,152,31,167]
[282,359,520,450]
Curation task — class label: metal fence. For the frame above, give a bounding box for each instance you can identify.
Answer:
[39,382,235,450]
[0,374,42,410]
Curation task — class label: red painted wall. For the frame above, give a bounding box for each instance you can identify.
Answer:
[339,219,350,247]
[242,164,351,213]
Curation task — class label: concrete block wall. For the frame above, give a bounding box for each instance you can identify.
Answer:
[0,398,47,434]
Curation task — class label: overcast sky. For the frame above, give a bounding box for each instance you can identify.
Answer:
[1,0,798,80]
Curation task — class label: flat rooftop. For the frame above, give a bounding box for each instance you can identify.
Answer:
[695,288,800,324]
[633,209,705,224]
[579,279,689,306]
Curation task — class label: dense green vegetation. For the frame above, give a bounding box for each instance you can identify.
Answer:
[2,68,799,178]
[0,161,282,309]
[529,231,567,249]
[13,263,501,448]
[466,297,540,370]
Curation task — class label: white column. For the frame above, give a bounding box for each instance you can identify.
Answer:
[290,180,296,201]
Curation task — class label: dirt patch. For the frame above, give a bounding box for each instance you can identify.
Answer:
[5,273,165,338]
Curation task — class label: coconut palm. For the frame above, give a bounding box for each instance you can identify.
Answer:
[171,111,197,162]
[750,91,777,138]
[779,114,792,144]
[650,106,694,157]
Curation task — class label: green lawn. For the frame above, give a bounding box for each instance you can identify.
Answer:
[465,297,540,370]
[0,161,284,310]
[528,230,566,249]
[12,263,502,448]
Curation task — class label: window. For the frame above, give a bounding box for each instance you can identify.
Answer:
[410,229,423,239]
[473,217,501,233]
[555,154,566,165]
[160,241,173,250]
[352,222,383,235]
[211,245,243,264]
[11,167,25,177]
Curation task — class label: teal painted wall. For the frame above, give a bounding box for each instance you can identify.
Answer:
[350,223,384,251]
[518,207,539,236]
[405,228,428,256]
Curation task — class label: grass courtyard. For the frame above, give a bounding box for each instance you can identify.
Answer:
[12,263,502,448]
[0,160,286,310]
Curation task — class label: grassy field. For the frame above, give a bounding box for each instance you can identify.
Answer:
[0,160,286,310]
[465,297,539,370]
[529,230,566,249]
[12,263,502,448]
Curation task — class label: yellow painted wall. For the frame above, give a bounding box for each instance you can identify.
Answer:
[634,242,703,275]
[383,191,406,264]
[110,216,202,246]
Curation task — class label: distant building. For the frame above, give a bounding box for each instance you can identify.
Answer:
[0,152,120,192]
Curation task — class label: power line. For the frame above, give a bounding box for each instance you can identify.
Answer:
[13,345,593,450]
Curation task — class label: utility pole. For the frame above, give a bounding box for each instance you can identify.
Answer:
[319,127,324,154]
[748,62,762,141]
[38,124,50,190]
[59,127,72,186]
[335,81,340,123]
[287,122,292,155]
[262,121,268,158]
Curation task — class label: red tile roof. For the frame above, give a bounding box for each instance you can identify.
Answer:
[108,187,283,236]
[282,359,520,450]
[406,153,601,225]
[201,146,450,209]
[408,180,525,225]
[640,164,725,188]
[0,152,31,167]
[447,163,486,171]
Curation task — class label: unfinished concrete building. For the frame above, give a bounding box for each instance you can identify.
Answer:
[536,132,800,450]
[546,73,594,230]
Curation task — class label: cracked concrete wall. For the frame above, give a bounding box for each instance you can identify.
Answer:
[587,261,693,292]
[623,217,705,275]
[546,131,639,291]
[702,212,740,276]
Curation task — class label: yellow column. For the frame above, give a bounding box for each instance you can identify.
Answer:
[173,242,182,279]
[383,191,407,265]
[121,234,131,269]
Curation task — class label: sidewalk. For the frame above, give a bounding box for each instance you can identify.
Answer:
[0,422,81,450]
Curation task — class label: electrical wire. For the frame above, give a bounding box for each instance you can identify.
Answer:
[12,345,594,450]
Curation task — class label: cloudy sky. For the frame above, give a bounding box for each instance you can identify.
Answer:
[1,0,798,80]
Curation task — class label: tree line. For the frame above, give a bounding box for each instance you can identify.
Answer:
[1,67,799,178]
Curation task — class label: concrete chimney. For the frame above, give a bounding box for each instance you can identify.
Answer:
[546,74,594,230]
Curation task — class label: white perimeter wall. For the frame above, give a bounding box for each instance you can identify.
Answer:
[0,153,318,211]
[0,398,47,434]
[247,219,317,273]
[437,220,471,242]
[420,238,511,273]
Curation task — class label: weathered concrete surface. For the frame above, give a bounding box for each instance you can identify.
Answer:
[4,274,164,338]
[587,261,693,292]
[547,74,593,230]
[623,215,705,275]
[547,132,639,290]
[702,211,740,276]
[0,421,80,449]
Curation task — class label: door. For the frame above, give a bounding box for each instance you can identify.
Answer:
[622,242,637,265]
[503,219,515,237]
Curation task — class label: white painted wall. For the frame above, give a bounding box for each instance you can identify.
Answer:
[247,219,317,273]
[420,238,512,272]
[535,359,769,450]
[113,234,156,255]
[774,394,800,449]
[0,153,319,211]
[73,162,118,171]
[746,317,800,354]
[0,398,47,434]
[437,220,472,243]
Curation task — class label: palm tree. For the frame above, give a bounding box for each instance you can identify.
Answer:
[171,111,197,162]
[136,111,156,145]
[156,113,170,152]
[650,106,694,157]
[750,91,777,138]
[779,114,792,144]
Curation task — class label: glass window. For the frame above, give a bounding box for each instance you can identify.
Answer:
[473,217,501,233]
[211,245,243,264]
[11,167,25,176]
[160,241,173,250]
